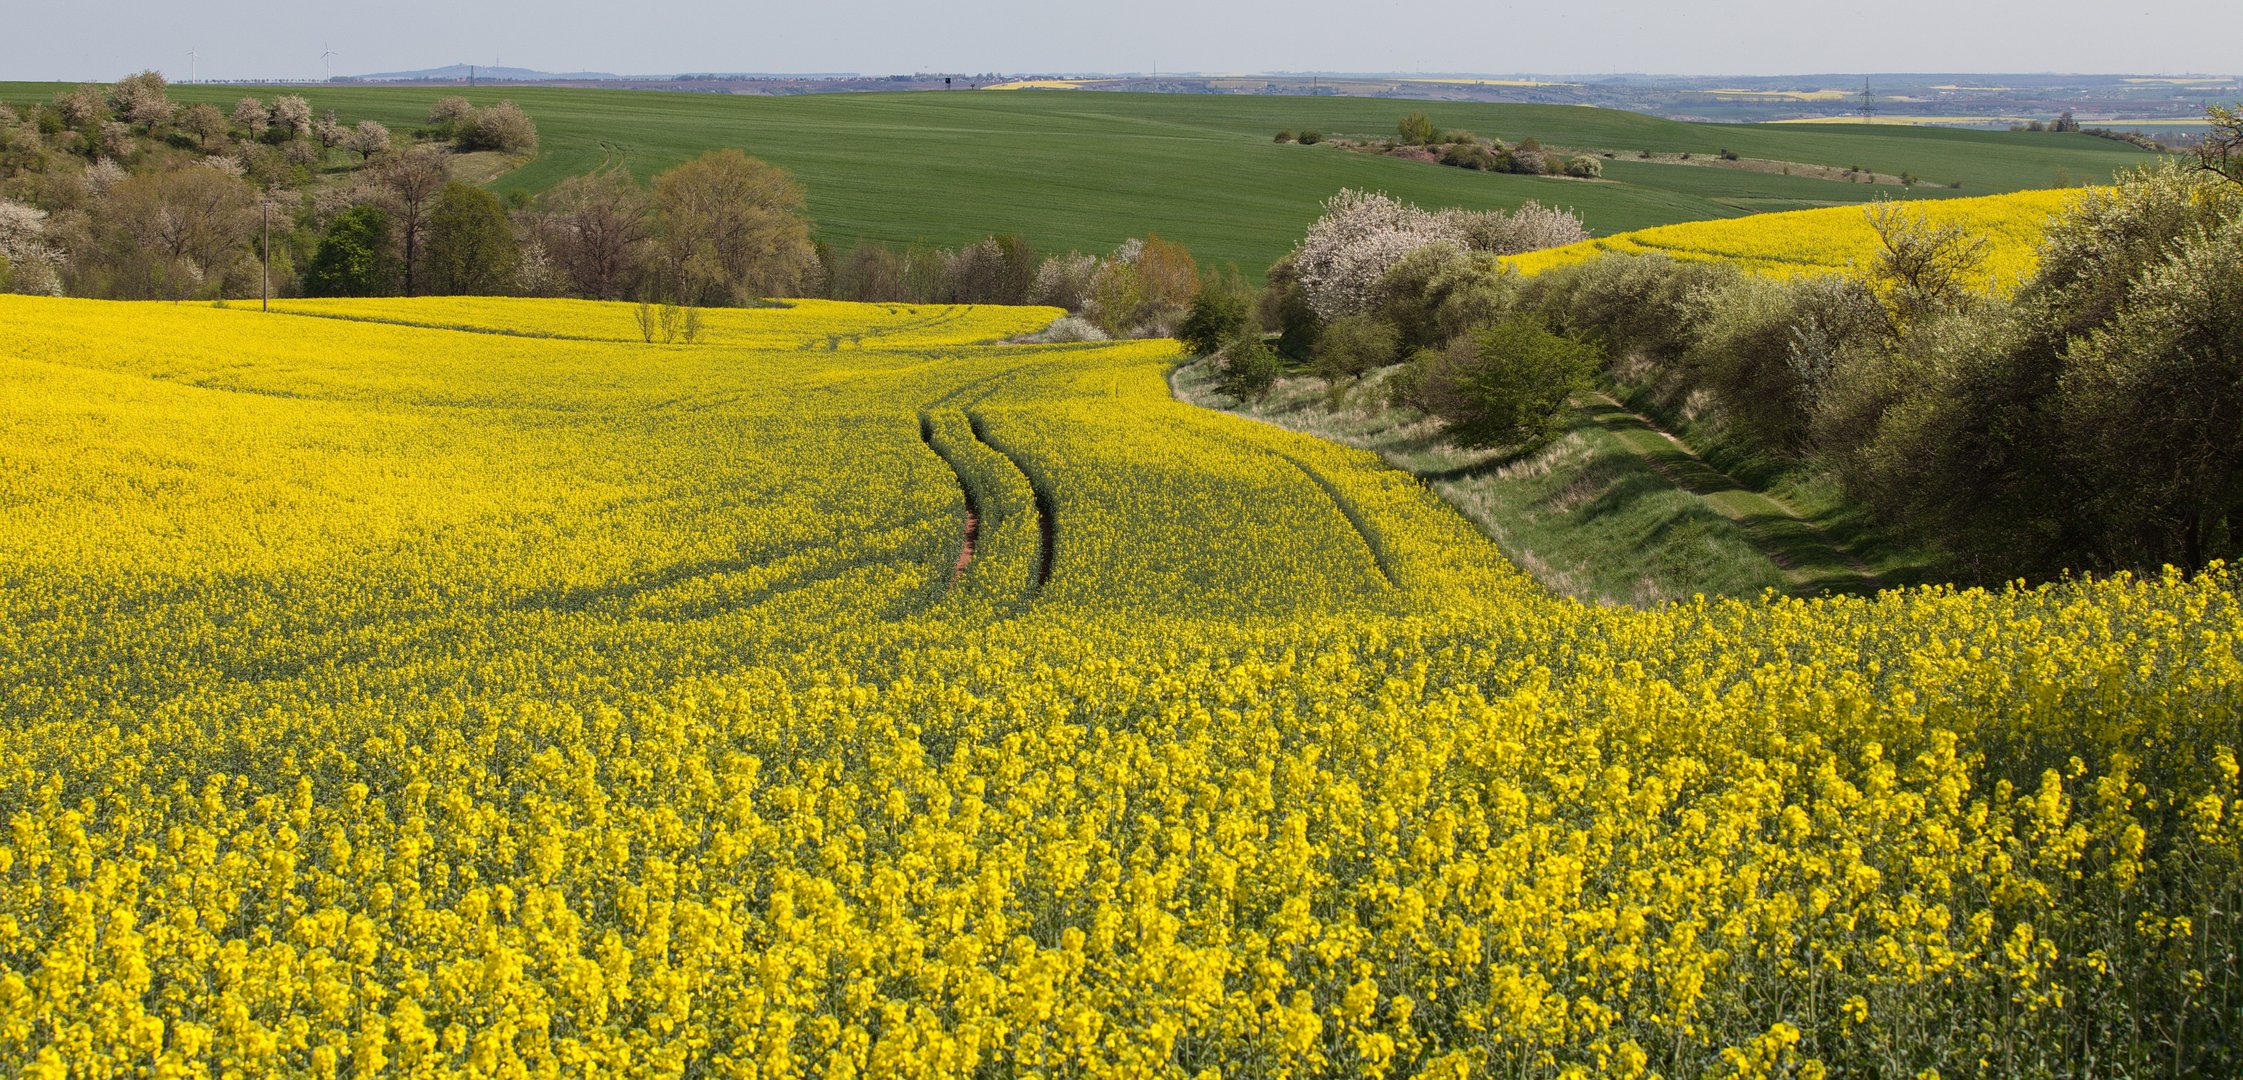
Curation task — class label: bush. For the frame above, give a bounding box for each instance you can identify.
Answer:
[1259,258,1319,361]
[1425,317,1601,450]
[1397,111,1435,146]
[1029,251,1099,312]
[1288,189,1467,322]
[1445,202,1589,256]
[1374,244,1519,352]
[1312,315,1400,386]
[1216,338,1282,401]
[426,97,475,139]
[1525,251,1737,364]
[1563,155,1603,179]
[1020,314,1107,343]
[1178,272,1251,356]
[1297,129,1322,145]
[456,101,538,154]
[1274,129,1295,143]
[1440,142,1498,171]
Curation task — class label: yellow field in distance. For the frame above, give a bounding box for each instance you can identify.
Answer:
[255,296,1062,349]
[1504,187,2083,287]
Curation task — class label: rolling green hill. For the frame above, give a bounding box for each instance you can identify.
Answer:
[1,84,2158,273]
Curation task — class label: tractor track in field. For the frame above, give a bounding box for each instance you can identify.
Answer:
[918,412,983,584]
[964,410,1055,591]
[1266,448,1400,589]
[1184,415,1401,591]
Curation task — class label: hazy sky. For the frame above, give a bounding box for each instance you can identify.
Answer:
[2,0,2237,82]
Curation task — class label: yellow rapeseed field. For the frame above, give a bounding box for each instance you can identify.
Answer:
[1504,188,2083,289]
[1,294,2237,1077]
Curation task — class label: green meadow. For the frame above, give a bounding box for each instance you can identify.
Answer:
[2,83,2158,271]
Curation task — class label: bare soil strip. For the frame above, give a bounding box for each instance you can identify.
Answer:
[918,411,983,584]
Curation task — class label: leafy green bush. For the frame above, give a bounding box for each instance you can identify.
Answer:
[303,205,398,298]
[1311,314,1399,387]
[1216,338,1282,401]
[1428,317,1601,450]
[1178,273,1251,356]
[1440,142,1498,171]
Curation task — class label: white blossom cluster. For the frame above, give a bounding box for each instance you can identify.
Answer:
[1289,190,1591,323]
[0,199,64,295]
[1290,189,1465,322]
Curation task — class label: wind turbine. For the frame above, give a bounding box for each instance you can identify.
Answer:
[321,41,338,80]
[188,49,197,84]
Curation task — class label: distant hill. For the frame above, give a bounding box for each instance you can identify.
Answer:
[350,64,628,83]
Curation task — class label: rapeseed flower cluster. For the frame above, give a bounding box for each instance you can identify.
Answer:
[1,294,2237,1076]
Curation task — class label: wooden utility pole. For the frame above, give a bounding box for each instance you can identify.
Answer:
[260,194,271,312]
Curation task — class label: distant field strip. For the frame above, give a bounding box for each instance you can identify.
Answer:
[1504,186,2084,284]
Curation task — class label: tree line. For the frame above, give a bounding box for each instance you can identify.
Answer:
[0,72,540,300]
[1189,136,2243,582]
[0,71,1212,339]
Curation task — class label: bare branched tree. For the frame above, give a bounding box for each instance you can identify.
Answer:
[371,147,448,296]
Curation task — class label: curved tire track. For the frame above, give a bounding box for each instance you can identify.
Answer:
[963,410,1055,591]
[919,411,984,584]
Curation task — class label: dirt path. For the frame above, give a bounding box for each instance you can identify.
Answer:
[1587,393,1877,590]
[953,507,978,582]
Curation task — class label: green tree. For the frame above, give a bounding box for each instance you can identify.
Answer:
[650,149,816,305]
[1217,340,1282,402]
[1311,315,1399,387]
[1432,317,1600,450]
[2057,217,2243,570]
[1397,111,1435,146]
[424,182,517,295]
[303,205,398,297]
[1177,270,1251,356]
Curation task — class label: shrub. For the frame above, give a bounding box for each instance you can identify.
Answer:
[1274,129,1295,143]
[1375,244,1520,352]
[1288,189,1466,321]
[1020,314,1107,343]
[1030,251,1099,312]
[1216,338,1283,401]
[457,101,539,155]
[1178,272,1251,356]
[1564,155,1603,179]
[1425,317,1601,450]
[1440,142,1498,171]
[1397,111,1435,146]
[427,97,475,139]
[1297,129,1323,145]
[1312,314,1400,387]
[1444,202,1588,256]
[1525,251,1736,365]
[1260,258,1320,360]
